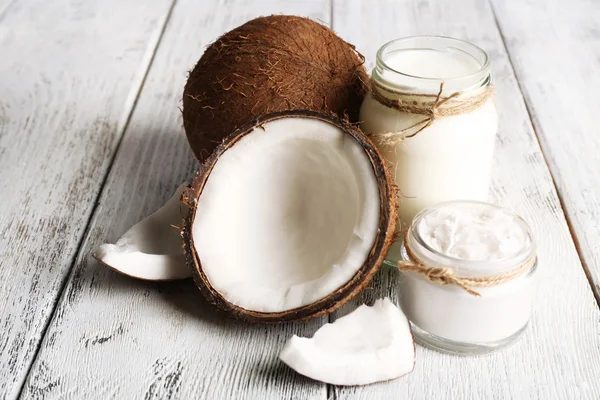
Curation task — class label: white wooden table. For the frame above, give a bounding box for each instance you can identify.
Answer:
[1,0,599,398]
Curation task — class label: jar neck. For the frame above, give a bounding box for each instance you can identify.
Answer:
[372,36,492,97]
[406,201,536,279]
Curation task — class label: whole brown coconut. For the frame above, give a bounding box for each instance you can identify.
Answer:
[181,110,397,322]
[182,15,369,161]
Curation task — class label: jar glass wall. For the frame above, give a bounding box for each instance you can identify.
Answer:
[360,36,498,256]
[397,201,538,355]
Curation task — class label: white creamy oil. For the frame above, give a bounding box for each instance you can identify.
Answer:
[360,37,498,236]
[417,204,530,261]
[398,201,537,354]
[384,49,481,80]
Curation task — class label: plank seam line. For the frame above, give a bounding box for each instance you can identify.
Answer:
[488,0,600,307]
[327,2,335,398]
[13,0,179,397]
[0,0,18,24]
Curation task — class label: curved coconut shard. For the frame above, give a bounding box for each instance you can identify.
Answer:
[183,15,368,161]
[279,298,415,386]
[94,185,191,281]
[182,111,397,322]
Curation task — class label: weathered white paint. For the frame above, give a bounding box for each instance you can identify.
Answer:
[490,0,600,302]
[0,0,15,19]
[3,0,600,399]
[330,0,600,399]
[0,0,174,398]
[21,1,331,399]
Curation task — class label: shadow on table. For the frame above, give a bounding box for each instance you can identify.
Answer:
[92,262,318,333]
[159,278,242,326]
[94,264,230,325]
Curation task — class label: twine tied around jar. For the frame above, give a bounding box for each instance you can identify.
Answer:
[369,78,494,146]
[397,230,536,296]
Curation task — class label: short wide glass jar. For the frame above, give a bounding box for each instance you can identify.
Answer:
[398,201,538,355]
[360,36,498,231]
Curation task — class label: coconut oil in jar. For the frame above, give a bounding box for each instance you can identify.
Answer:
[360,37,498,236]
[398,201,538,355]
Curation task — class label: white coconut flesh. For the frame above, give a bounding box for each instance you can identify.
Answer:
[95,185,191,280]
[279,298,415,385]
[192,117,380,312]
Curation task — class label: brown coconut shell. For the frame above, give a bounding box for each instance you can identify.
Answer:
[182,15,369,161]
[181,110,397,323]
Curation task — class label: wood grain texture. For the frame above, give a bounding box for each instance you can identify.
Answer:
[490,0,600,302]
[0,0,15,20]
[21,1,331,399]
[0,0,174,398]
[330,0,600,399]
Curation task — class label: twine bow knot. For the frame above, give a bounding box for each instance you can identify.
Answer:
[369,79,494,146]
[396,83,461,140]
[397,230,536,296]
[397,260,481,296]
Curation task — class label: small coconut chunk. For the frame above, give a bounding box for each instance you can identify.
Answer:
[279,298,415,386]
[94,185,191,281]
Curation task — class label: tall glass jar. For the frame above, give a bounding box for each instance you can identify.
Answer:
[360,36,497,238]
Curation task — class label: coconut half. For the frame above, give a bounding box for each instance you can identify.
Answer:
[279,298,415,386]
[94,185,191,281]
[182,111,397,322]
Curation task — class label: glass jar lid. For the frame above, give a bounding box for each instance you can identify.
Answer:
[373,36,492,95]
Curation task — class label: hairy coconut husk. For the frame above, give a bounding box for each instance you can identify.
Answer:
[181,110,397,323]
[182,15,369,161]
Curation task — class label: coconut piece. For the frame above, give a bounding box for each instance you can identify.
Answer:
[279,298,415,386]
[182,110,397,322]
[93,185,191,281]
[182,15,368,161]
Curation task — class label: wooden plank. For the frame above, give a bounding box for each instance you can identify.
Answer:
[330,0,600,399]
[20,1,331,399]
[490,0,600,302]
[0,0,15,19]
[0,0,175,398]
